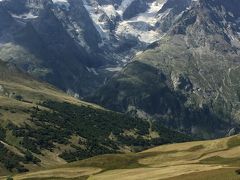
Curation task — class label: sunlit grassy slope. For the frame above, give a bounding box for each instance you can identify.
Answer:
[2,135,240,180]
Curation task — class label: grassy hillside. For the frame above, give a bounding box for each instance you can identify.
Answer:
[0,61,191,176]
[2,135,240,180]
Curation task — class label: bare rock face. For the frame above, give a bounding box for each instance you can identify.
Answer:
[171,73,193,92]
[227,128,236,137]
[0,85,5,94]
[122,0,149,20]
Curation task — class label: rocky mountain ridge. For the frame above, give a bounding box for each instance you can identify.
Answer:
[92,0,240,139]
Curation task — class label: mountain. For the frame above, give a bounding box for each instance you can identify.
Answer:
[0,0,109,97]
[92,0,240,139]
[79,0,192,61]
[0,0,239,148]
[5,134,240,180]
[0,60,190,175]
[1,0,240,179]
[0,0,194,97]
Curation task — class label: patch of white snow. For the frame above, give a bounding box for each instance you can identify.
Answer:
[102,5,118,18]
[11,12,38,19]
[116,1,166,43]
[106,67,122,72]
[52,0,68,3]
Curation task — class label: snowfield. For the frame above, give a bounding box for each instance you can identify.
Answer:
[116,1,167,43]
[81,0,168,44]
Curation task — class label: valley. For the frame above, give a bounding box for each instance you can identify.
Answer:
[0,0,240,179]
